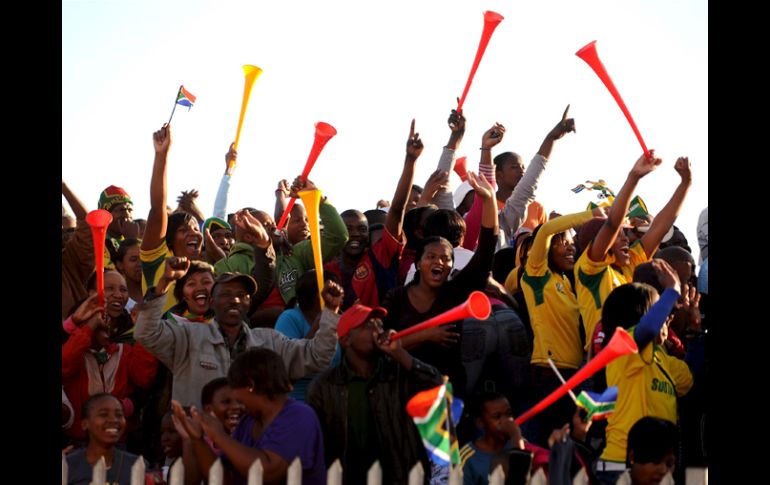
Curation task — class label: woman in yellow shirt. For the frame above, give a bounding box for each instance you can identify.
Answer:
[514,206,604,446]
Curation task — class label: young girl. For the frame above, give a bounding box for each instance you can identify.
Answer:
[65,393,147,485]
[594,261,693,485]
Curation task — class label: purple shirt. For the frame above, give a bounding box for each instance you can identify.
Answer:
[222,398,326,485]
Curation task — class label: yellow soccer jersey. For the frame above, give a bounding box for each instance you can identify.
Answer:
[522,210,594,369]
[504,266,523,295]
[575,241,648,352]
[601,340,693,462]
[140,240,177,312]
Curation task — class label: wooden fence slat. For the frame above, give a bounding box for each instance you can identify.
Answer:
[61,454,67,485]
[130,455,145,485]
[208,458,224,485]
[286,457,302,485]
[686,467,708,485]
[327,459,343,485]
[489,464,504,485]
[367,460,382,485]
[408,462,424,485]
[168,457,185,485]
[529,467,547,485]
[448,464,463,485]
[247,458,264,485]
[91,456,106,485]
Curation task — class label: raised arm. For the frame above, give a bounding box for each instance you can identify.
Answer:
[527,208,603,271]
[500,106,575,239]
[273,179,291,223]
[633,260,681,349]
[587,152,661,262]
[61,181,89,221]
[385,119,423,239]
[639,157,692,257]
[141,124,172,251]
[463,122,504,250]
[133,257,191,370]
[176,189,206,225]
[432,109,466,210]
[212,143,236,220]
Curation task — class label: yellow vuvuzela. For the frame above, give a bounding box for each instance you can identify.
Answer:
[298,188,325,309]
[228,65,263,175]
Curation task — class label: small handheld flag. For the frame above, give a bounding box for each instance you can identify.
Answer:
[576,387,618,421]
[406,379,464,467]
[168,85,197,124]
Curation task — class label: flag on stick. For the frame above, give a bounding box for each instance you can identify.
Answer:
[406,378,464,466]
[168,85,197,124]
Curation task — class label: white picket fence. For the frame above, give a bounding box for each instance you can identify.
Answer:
[61,454,708,485]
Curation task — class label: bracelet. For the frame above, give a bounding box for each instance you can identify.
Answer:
[480,147,490,151]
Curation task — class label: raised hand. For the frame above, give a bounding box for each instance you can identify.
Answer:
[153,124,172,155]
[651,259,681,296]
[117,218,142,239]
[171,400,202,441]
[233,210,271,249]
[290,176,319,197]
[481,122,506,149]
[447,108,466,133]
[225,142,237,170]
[547,104,576,140]
[630,149,662,179]
[420,169,450,203]
[276,179,291,198]
[72,293,105,326]
[680,283,702,334]
[321,280,344,314]
[162,256,191,282]
[406,119,424,162]
[191,406,226,440]
[674,156,692,184]
[467,171,494,201]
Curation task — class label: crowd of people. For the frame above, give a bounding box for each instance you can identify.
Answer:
[62,106,708,485]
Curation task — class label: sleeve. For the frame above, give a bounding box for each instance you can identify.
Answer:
[61,221,95,294]
[62,325,92,380]
[133,293,190,372]
[212,173,231,220]
[447,226,496,293]
[258,309,339,380]
[125,341,158,390]
[504,266,521,295]
[526,209,594,276]
[274,310,306,339]
[431,147,458,210]
[140,240,169,292]
[668,354,694,396]
[251,245,277,308]
[462,163,497,251]
[214,243,256,275]
[633,287,680,349]
[405,357,443,397]
[576,241,612,275]
[500,154,548,240]
[319,200,349,263]
[371,227,403,268]
[259,404,323,468]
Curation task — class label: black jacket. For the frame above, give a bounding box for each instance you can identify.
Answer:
[306,354,443,485]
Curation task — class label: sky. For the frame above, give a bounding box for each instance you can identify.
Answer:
[62,0,707,262]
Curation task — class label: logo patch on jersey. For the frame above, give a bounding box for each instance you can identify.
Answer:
[354,265,370,280]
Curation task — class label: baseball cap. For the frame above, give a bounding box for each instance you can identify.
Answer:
[337,304,388,338]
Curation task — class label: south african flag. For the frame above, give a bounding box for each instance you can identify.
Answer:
[406,379,464,466]
[176,85,196,109]
[576,386,618,421]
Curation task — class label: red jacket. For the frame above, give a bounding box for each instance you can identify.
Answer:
[62,325,157,440]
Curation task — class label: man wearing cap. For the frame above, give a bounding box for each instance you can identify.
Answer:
[201,216,234,265]
[135,257,340,409]
[306,303,442,485]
